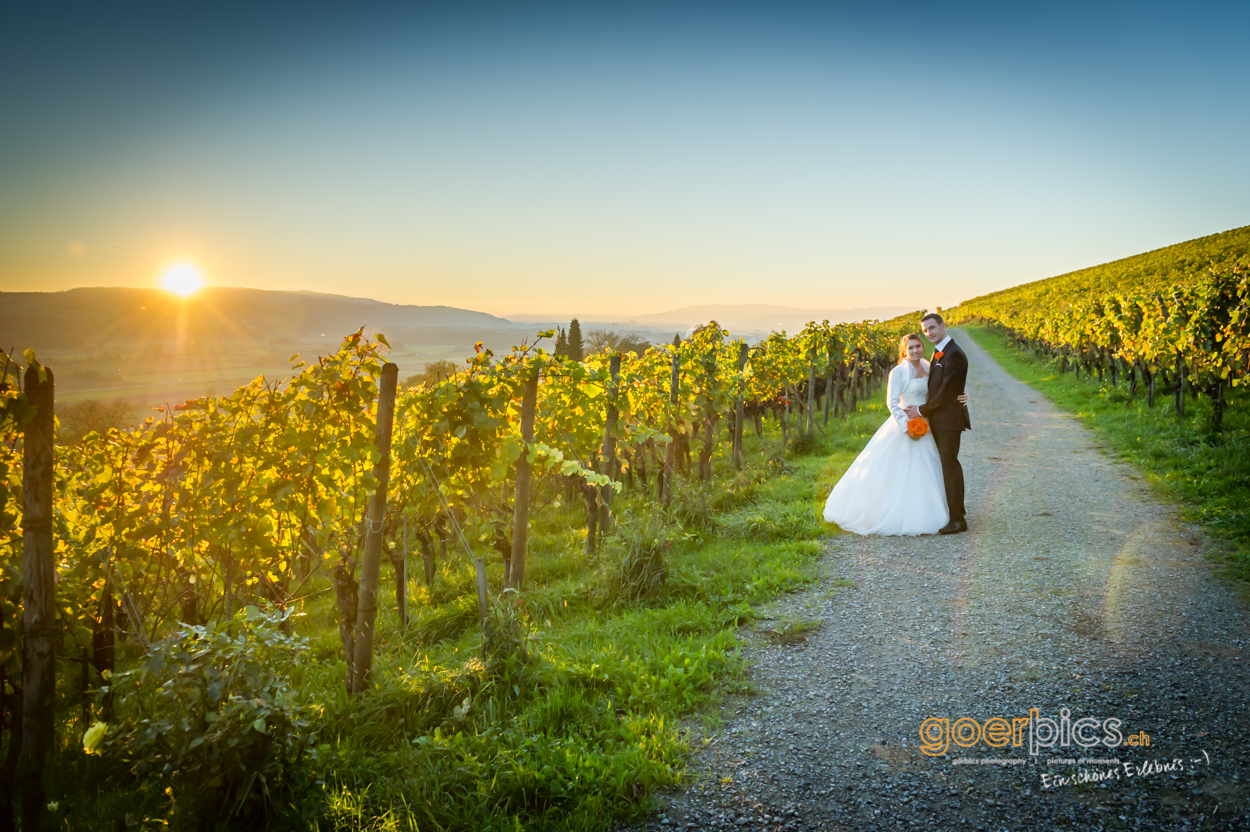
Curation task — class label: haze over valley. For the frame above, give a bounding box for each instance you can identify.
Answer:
[3,285,925,415]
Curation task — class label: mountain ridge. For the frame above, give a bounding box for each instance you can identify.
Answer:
[0,286,516,350]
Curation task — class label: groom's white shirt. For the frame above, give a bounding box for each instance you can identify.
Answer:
[934,335,952,354]
[887,361,927,433]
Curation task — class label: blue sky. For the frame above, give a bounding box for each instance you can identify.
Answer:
[2,1,1247,316]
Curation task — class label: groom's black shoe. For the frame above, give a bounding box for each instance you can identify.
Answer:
[938,519,968,535]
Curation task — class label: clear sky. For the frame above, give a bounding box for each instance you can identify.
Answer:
[2,1,1247,317]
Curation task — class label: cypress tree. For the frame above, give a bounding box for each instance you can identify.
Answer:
[567,318,585,362]
[554,327,568,358]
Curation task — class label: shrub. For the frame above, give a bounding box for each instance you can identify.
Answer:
[96,606,321,830]
[788,431,821,457]
[411,593,479,647]
[482,588,531,678]
[602,528,669,603]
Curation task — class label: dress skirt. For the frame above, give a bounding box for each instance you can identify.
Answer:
[823,416,949,536]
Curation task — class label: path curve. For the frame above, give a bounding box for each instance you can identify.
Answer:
[635,329,1250,831]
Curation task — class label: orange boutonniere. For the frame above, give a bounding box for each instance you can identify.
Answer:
[933,350,945,360]
[907,417,929,440]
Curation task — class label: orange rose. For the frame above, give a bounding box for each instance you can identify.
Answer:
[907,417,929,439]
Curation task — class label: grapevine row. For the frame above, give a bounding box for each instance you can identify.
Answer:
[953,266,1250,430]
[0,316,914,699]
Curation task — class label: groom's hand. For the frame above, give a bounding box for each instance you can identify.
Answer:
[904,405,921,419]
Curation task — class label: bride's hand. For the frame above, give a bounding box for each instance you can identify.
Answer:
[958,393,970,405]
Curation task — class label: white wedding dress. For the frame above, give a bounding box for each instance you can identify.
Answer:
[823,360,949,535]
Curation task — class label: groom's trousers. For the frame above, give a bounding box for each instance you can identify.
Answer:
[932,430,965,523]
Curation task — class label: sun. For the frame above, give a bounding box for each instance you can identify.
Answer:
[160,263,205,296]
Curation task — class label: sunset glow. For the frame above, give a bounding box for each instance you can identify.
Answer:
[2,5,1248,315]
[160,263,205,296]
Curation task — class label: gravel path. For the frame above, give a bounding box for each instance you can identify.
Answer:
[632,329,1250,831]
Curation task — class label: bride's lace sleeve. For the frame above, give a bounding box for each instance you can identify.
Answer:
[886,364,909,433]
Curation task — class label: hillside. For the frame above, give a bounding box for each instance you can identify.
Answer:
[953,224,1250,313]
[0,286,526,410]
[0,286,514,352]
[880,309,929,331]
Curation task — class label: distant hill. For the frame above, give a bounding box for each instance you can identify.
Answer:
[951,224,1250,314]
[509,304,923,335]
[0,286,516,351]
[880,309,932,330]
[632,304,920,331]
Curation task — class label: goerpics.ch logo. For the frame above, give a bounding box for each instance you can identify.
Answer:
[919,708,1151,757]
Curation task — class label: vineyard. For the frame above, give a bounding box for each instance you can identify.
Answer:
[955,266,1250,430]
[948,224,1250,577]
[0,316,915,830]
[958,224,1250,316]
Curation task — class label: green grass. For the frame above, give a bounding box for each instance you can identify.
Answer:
[961,322,1250,586]
[300,408,884,831]
[56,396,891,831]
[761,615,824,646]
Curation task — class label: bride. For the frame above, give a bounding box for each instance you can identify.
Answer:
[823,333,966,536]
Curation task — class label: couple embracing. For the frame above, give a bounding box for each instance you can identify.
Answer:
[823,313,971,536]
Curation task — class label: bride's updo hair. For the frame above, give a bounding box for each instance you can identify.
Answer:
[898,333,923,363]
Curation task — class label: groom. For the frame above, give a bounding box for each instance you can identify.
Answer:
[905,313,971,534]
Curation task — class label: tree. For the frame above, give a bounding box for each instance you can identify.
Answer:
[617,335,651,357]
[554,327,568,358]
[585,329,650,357]
[567,319,585,362]
[58,398,137,445]
[404,359,458,388]
[585,329,619,354]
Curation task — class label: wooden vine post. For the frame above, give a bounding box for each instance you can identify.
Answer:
[823,339,836,426]
[1173,355,1186,417]
[848,347,862,412]
[350,362,399,695]
[835,364,846,420]
[805,344,817,437]
[1210,377,1226,434]
[389,542,408,629]
[21,362,55,832]
[584,451,599,556]
[659,338,680,507]
[598,354,621,534]
[733,342,747,470]
[698,347,716,482]
[507,369,539,590]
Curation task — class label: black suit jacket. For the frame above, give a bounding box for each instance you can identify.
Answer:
[919,338,972,432]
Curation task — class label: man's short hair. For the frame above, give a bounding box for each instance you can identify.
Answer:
[921,312,945,326]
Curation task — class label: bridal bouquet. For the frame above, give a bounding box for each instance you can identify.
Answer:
[907,417,929,439]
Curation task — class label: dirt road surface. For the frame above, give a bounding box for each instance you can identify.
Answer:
[633,329,1250,831]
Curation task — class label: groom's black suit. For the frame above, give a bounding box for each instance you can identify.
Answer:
[919,338,971,525]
